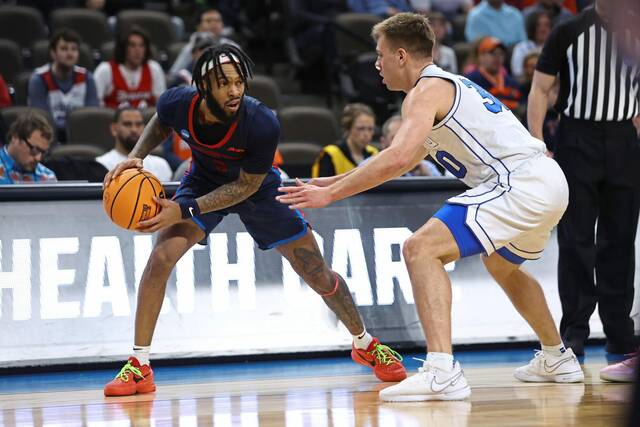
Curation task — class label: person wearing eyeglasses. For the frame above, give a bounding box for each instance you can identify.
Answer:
[311,103,379,177]
[0,111,56,184]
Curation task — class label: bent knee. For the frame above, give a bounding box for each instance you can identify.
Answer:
[482,253,519,281]
[403,233,452,264]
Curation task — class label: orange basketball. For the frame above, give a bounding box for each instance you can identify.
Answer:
[103,169,166,230]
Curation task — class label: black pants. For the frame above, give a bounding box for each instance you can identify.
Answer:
[554,117,639,353]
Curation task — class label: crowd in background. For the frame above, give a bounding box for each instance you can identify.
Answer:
[0,0,597,184]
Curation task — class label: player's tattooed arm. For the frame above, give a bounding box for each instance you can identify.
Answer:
[196,169,266,213]
[129,114,172,159]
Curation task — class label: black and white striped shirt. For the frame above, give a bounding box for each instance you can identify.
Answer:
[537,7,639,121]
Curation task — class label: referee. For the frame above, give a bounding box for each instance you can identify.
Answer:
[528,0,639,356]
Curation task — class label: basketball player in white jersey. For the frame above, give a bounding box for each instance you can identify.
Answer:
[277,12,584,401]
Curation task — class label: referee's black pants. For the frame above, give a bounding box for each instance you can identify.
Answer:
[554,117,639,354]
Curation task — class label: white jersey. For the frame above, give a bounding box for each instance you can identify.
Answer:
[419,65,546,195]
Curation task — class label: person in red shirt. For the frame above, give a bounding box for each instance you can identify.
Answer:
[94,28,166,109]
[0,74,12,108]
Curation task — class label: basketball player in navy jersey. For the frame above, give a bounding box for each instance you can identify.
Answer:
[101,45,406,396]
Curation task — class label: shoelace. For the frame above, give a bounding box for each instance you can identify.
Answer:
[413,357,433,375]
[115,361,143,382]
[371,343,403,366]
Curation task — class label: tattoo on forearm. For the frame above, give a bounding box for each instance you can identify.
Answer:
[196,170,265,213]
[130,115,172,159]
[288,246,364,334]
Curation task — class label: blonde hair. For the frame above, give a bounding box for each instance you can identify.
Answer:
[341,103,376,133]
[371,12,435,58]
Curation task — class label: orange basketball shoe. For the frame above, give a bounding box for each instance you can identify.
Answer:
[351,338,407,382]
[104,357,156,396]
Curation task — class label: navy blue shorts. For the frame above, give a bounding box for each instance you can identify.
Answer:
[174,171,308,250]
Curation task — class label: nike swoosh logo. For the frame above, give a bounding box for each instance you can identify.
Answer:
[430,370,464,393]
[543,357,574,373]
[189,207,195,217]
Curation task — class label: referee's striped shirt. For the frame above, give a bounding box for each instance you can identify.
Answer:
[536,7,639,121]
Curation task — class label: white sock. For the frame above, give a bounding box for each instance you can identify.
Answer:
[542,342,567,358]
[133,345,151,366]
[353,329,373,350]
[426,352,454,371]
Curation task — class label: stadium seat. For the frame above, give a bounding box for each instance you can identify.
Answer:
[142,107,156,124]
[0,6,46,53]
[116,10,176,53]
[278,142,322,178]
[1,106,54,132]
[48,143,106,160]
[334,13,381,60]
[0,39,24,85]
[451,14,467,43]
[278,106,340,147]
[50,8,111,52]
[66,107,115,151]
[247,74,281,111]
[31,40,95,71]
[12,71,32,106]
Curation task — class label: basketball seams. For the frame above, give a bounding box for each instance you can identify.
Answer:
[126,175,149,229]
[139,170,163,218]
[108,170,143,219]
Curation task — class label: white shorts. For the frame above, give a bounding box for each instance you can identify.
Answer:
[448,155,568,261]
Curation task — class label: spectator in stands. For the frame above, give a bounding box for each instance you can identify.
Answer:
[0,74,12,109]
[169,37,216,88]
[169,8,239,78]
[465,0,527,46]
[523,0,574,27]
[94,28,166,109]
[96,107,171,181]
[0,111,56,184]
[519,51,540,104]
[374,115,442,176]
[428,11,458,74]
[28,29,99,142]
[311,103,379,177]
[465,37,522,110]
[347,0,413,17]
[431,0,472,19]
[510,10,551,78]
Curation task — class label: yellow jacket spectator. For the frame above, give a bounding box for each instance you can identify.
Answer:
[312,103,379,177]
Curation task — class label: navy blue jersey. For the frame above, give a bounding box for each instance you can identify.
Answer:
[156,86,280,186]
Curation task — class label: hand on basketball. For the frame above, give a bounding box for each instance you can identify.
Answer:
[277,179,333,209]
[136,197,181,233]
[103,158,143,188]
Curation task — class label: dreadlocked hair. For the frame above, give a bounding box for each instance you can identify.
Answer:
[192,44,254,95]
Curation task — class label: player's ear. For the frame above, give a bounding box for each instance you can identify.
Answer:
[397,48,407,65]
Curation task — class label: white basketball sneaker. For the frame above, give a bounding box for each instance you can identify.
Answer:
[379,360,471,402]
[514,349,584,383]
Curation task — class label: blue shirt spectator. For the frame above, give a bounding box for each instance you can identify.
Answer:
[347,0,413,17]
[465,0,527,46]
[0,111,57,184]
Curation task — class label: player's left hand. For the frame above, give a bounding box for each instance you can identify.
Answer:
[277,179,333,209]
[136,197,182,233]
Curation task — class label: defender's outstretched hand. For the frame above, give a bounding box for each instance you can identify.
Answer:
[277,178,333,209]
[136,197,182,233]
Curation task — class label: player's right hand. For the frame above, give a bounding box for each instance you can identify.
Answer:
[103,157,143,188]
[305,176,337,187]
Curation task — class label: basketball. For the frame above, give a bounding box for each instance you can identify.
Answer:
[103,169,166,230]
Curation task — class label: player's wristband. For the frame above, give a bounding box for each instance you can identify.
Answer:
[178,199,201,219]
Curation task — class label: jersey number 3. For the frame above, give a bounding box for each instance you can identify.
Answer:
[461,78,507,114]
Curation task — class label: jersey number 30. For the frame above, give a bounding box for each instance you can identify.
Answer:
[461,78,507,114]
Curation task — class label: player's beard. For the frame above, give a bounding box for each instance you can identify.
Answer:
[122,135,138,153]
[205,92,242,125]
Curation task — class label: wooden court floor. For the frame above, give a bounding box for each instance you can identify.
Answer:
[0,361,633,427]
